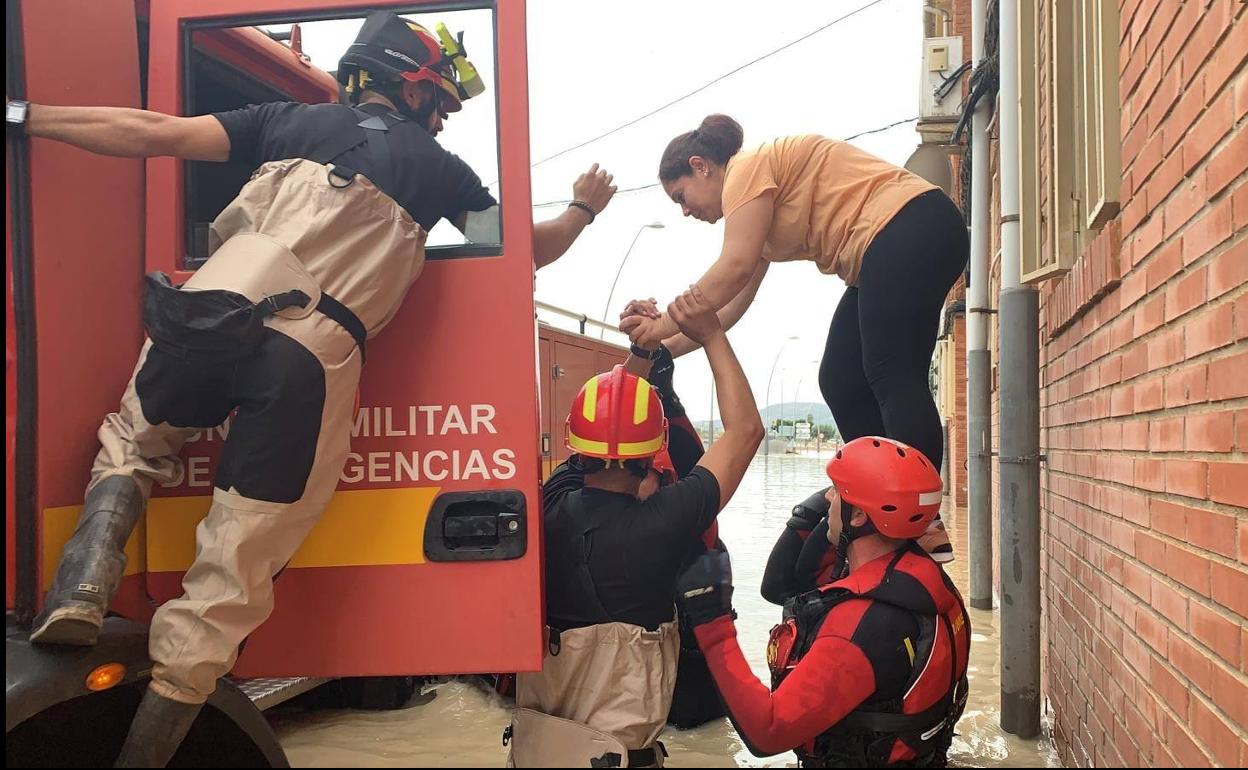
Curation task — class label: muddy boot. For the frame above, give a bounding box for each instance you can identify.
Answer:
[30,475,145,645]
[114,688,203,768]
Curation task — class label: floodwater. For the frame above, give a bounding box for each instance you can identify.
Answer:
[271,453,1059,767]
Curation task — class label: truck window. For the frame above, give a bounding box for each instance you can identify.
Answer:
[182,7,502,269]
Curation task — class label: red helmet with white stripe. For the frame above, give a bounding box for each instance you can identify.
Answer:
[566,366,668,461]
[826,436,943,539]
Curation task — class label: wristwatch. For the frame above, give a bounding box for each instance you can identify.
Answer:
[630,342,662,361]
[7,100,30,135]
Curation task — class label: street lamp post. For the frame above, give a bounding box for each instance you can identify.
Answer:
[764,336,799,456]
[601,222,665,337]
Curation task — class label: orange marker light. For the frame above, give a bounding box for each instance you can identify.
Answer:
[85,663,126,692]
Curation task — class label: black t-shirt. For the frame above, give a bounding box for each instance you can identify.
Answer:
[542,463,722,632]
[212,101,497,230]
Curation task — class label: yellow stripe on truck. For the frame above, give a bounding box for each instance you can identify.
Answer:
[42,487,440,583]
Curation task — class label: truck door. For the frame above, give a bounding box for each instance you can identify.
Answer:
[7,0,147,623]
[142,0,543,677]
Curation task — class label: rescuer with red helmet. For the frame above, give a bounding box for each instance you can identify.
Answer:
[506,286,763,767]
[675,436,971,767]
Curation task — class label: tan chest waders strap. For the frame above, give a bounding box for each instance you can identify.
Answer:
[308,107,403,193]
[315,292,368,362]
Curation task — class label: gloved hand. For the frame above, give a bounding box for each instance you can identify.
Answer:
[646,345,685,417]
[787,486,833,532]
[676,548,734,628]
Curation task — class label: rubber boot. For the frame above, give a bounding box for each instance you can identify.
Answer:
[30,475,145,645]
[114,688,203,768]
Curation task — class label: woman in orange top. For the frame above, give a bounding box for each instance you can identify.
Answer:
[625,115,966,560]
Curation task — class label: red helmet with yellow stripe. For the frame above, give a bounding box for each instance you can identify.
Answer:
[566,366,668,460]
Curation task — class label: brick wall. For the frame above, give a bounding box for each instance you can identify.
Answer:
[1008,0,1247,766]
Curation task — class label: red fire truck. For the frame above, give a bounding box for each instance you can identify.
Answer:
[6,1,624,764]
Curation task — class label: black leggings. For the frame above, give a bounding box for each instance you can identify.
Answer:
[819,190,968,473]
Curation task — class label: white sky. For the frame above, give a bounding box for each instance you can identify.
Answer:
[277,0,925,422]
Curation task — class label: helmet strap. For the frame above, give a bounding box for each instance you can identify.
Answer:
[834,500,878,577]
[375,80,438,129]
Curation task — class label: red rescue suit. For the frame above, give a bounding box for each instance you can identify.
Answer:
[695,545,970,767]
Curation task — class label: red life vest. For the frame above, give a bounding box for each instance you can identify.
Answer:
[767,544,971,767]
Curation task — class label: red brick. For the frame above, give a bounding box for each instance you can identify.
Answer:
[1208,350,1248,401]
[1123,343,1150,380]
[1237,68,1248,122]
[1183,90,1236,174]
[1203,9,1248,105]
[1237,409,1248,451]
[1182,197,1235,265]
[1185,302,1235,358]
[1138,290,1163,334]
[1135,457,1166,491]
[1206,124,1248,197]
[1151,415,1185,451]
[1150,656,1190,717]
[1137,611,1168,663]
[1165,363,1209,407]
[1119,269,1148,310]
[1159,0,1203,74]
[1152,575,1190,626]
[1167,542,1213,596]
[1190,601,1243,667]
[1236,182,1248,230]
[1236,293,1248,341]
[1210,560,1248,617]
[1209,461,1248,507]
[1149,327,1187,370]
[1181,0,1233,90]
[1137,530,1169,571]
[1240,518,1248,566]
[1188,506,1239,559]
[1150,499,1190,540]
[1123,559,1153,602]
[1166,266,1208,320]
[1164,175,1207,237]
[1164,708,1213,767]
[1212,661,1248,730]
[1113,384,1138,416]
[1186,410,1236,452]
[1146,149,1186,208]
[1135,376,1165,413]
[1134,212,1167,265]
[1166,459,1209,499]
[1209,237,1248,299]
[1164,74,1208,148]
[1188,694,1240,768]
[1169,632,1215,696]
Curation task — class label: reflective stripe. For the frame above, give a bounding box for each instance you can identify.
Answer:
[618,435,665,457]
[567,430,609,456]
[903,636,916,664]
[919,491,943,505]
[582,376,599,422]
[633,379,652,425]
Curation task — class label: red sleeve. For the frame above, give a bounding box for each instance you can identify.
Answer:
[693,613,877,756]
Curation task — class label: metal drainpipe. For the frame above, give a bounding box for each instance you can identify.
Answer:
[967,0,994,613]
[997,0,1042,739]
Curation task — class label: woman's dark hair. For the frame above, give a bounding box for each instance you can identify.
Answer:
[658,114,744,182]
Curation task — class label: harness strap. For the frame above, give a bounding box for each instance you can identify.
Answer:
[254,288,368,363]
[315,292,368,362]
